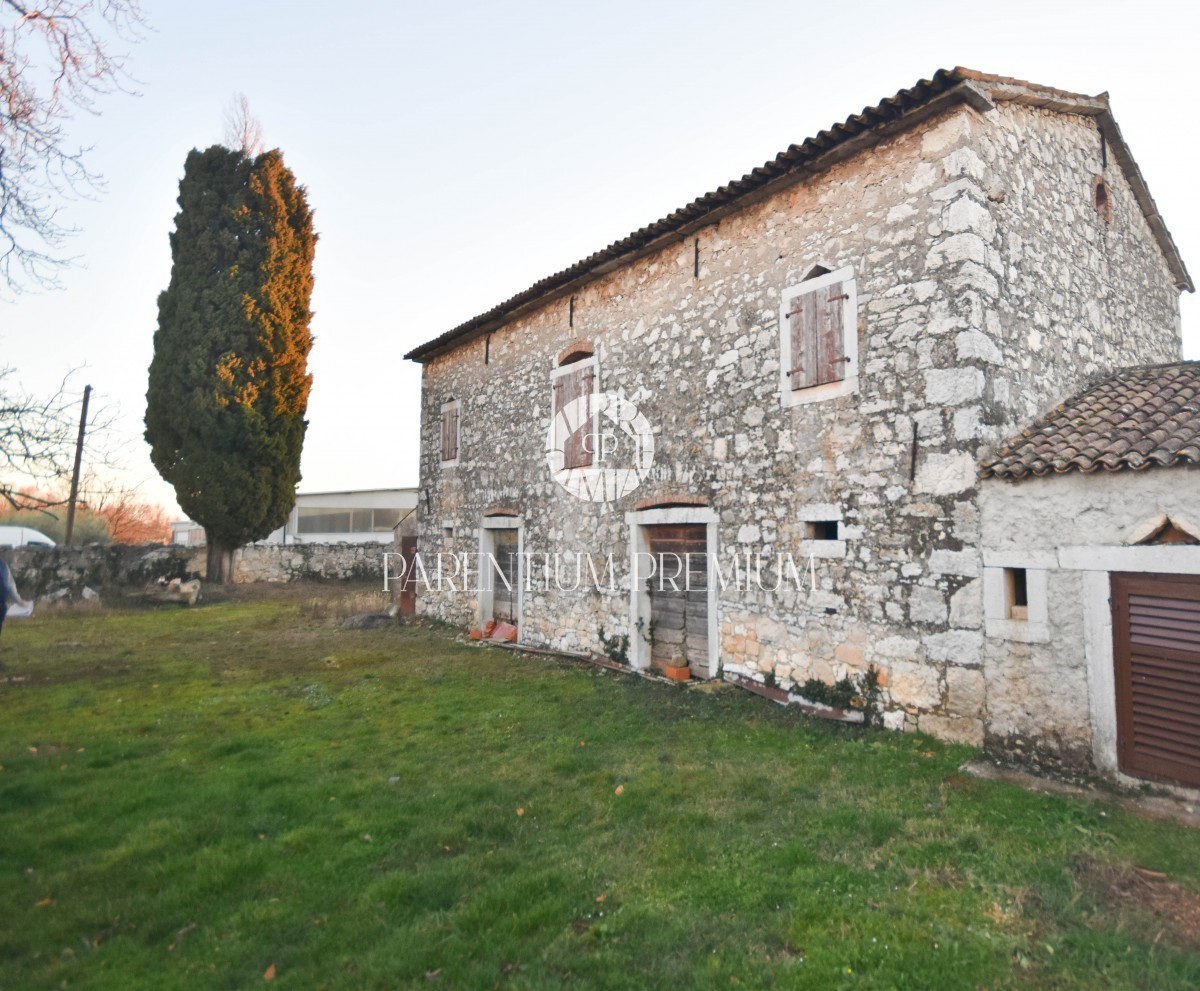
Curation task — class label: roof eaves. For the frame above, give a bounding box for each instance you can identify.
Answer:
[405,68,984,363]
[406,68,1192,364]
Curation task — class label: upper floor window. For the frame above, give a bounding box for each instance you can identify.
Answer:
[779,266,858,407]
[440,398,460,466]
[550,345,597,471]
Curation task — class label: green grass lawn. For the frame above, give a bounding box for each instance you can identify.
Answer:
[1,597,1199,990]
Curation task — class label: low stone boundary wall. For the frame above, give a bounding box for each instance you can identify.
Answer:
[9,544,200,596]
[235,543,390,584]
[8,542,394,595]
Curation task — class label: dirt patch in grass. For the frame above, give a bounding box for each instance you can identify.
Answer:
[1078,857,1200,946]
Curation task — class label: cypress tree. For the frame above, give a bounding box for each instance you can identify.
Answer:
[145,145,316,582]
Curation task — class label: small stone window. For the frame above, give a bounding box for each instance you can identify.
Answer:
[1005,567,1029,620]
[1093,176,1113,224]
[440,399,460,466]
[984,563,1049,643]
[778,265,858,407]
[797,504,848,560]
[805,520,839,540]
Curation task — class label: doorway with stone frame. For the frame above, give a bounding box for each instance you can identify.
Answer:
[478,515,522,632]
[627,506,719,678]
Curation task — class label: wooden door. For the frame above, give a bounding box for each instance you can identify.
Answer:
[491,529,520,625]
[645,524,708,671]
[1112,572,1200,787]
[398,536,417,618]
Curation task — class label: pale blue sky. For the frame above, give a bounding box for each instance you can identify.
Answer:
[5,0,1199,515]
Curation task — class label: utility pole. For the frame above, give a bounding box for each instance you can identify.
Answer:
[64,384,92,545]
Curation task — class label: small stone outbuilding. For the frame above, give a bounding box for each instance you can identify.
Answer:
[980,361,1200,788]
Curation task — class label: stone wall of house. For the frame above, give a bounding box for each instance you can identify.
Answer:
[979,467,1200,772]
[415,95,1183,750]
[8,541,391,595]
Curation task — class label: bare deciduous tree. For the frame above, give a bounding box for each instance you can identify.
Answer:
[0,366,114,509]
[0,0,145,294]
[223,93,263,157]
[81,477,171,543]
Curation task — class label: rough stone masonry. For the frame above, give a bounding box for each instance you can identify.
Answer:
[405,70,1188,756]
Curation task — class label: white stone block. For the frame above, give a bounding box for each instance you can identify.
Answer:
[952,406,983,441]
[944,196,995,239]
[945,665,986,717]
[736,524,761,544]
[873,635,921,661]
[942,146,988,181]
[949,579,982,627]
[926,232,989,269]
[888,659,942,709]
[928,548,980,577]
[951,262,1000,298]
[921,111,973,155]
[924,367,984,406]
[915,452,978,496]
[905,162,938,193]
[955,329,1003,364]
[924,629,983,664]
[930,178,985,202]
[909,584,948,624]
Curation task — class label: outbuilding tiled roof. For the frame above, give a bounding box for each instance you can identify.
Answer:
[405,67,1192,363]
[980,362,1200,479]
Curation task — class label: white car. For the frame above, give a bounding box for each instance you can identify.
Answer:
[0,525,57,548]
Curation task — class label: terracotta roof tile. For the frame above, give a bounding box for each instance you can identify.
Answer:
[980,362,1200,479]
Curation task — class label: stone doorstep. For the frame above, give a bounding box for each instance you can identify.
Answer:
[961,760,1200,831]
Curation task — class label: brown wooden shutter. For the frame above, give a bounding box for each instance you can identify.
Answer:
[789,290,820,390]
[1112,573,1200,787]
[575,368,594,469]
[557,367,594,469]
[552,377,567,466]
[818,282,846,385]
[789,281,846,390]
[441,405,458,461]
[564,367,597,467]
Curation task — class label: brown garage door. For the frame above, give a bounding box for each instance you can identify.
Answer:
[1112,572,1200,787]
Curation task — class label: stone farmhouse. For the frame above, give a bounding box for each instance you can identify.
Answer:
[405,68,1199,786]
